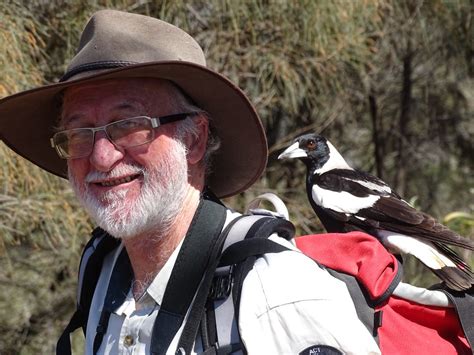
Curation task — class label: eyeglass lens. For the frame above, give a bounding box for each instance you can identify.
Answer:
[54,116,154,158]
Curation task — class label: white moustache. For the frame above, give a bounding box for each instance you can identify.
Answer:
[85,163,145,183]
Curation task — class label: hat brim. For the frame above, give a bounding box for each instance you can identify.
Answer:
[0,62,267,198]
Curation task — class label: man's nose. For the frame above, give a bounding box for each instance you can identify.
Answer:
[88,131,124,172]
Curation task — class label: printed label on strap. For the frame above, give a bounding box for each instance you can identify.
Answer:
[299,345,343,355]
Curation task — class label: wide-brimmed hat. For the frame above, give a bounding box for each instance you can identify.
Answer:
[0,10,267,198]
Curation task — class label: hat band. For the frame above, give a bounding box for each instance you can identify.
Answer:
[59,60,138,82]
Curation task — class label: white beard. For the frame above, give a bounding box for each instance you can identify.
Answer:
[68,139,189,240]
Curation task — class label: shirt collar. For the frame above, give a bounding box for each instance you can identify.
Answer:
[142,237,185,306]
[113,209,239,312]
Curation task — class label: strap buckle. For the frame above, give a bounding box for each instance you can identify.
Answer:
[209,266,233,300]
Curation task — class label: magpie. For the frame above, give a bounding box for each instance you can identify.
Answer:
[278,133,474,291]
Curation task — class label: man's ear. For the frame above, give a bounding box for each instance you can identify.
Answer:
[185,115,208,166]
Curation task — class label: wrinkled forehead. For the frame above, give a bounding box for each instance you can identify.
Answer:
[59,77,189,124]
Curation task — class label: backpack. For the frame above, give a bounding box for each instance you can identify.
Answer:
[296,233,473,355]
[200,196,474,355]
[57,194,473,355]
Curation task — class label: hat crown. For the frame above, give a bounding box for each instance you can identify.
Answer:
[65,10,206,79]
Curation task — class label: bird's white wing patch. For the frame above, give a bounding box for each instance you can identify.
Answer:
[311,185,380,214]
[345,178,392,194]
[377,230,456,269]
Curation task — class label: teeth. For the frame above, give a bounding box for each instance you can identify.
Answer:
[100,176,134,187]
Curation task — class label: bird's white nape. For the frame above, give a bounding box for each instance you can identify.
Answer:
[314,140,352,175]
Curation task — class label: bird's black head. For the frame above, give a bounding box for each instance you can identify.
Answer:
[278,133,331,172]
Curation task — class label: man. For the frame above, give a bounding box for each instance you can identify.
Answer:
[0,10,380,354]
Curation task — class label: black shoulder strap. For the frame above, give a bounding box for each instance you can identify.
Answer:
[149,198,227,355]
[56,228,119,355]
[440,288,474,348]
[321,256,403,345]
[92,247,133,354]
[326,268,382,342]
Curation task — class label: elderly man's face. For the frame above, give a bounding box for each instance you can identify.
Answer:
[61,78,192,239]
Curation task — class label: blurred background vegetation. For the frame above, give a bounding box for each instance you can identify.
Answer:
[0,0,472,353]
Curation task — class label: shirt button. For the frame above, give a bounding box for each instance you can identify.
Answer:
[123,334,134,347]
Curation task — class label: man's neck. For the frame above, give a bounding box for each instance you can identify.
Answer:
[123,187,202,300]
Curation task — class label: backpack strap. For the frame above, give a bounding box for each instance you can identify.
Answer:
[178,213,295,355]
[331,257,402,343]
[149,197,228,355]
[217,218,293,355]
[176,215,251,355]
[440,288,474,348]
[208,215,269,355]
[56,228,119,355]
[92,246,133,354]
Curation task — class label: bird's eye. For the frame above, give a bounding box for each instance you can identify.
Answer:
[307,140,317,150]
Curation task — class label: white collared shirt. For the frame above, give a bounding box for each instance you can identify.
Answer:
[85,211,381,354]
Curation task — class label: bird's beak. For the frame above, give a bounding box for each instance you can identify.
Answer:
[278,142,307,160]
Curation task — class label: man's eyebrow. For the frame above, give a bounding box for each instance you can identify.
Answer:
[115,102,139,111]
[60,101,144,128]
[59,113,81,128]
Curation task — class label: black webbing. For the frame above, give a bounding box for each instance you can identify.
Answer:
[219,238,288,266]
[231,217,295,344]
[441,288,474,349]
[79,231,120,333]
[56,309,85,355]
[325,268,379,344]
[93,247,133,354]
[56,229,119,355]
[150,198,227,355]
[230,255,255,346]
[175,215,246,354]
[204,298,218,350]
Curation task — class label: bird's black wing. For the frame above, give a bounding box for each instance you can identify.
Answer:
[329,169,400,195]
[358,195,424,225]
[316,169,402,198]
[311,169,396,226]
[355,190,474,250]
[369,208,474,250]
[315,170,474,250]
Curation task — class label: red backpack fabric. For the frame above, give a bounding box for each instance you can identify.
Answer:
[296,232,472,355]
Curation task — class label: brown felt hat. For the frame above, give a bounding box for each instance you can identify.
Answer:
[0,10,267,198]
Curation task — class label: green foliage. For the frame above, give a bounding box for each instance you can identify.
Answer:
[0,0,472,353]
[444,211,474,242]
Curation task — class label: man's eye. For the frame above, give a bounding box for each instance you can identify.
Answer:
[117,120,140,129]
[68,130,89,144]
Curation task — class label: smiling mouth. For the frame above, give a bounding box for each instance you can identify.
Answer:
[95,174,141,187]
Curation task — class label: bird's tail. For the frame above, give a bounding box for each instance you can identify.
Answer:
[417,212,474,251]
[431,266,473,291]
[432,242,474,291]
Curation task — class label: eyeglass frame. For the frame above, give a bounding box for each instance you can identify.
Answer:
[50,111,201,159]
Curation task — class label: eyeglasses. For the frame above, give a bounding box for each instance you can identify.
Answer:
[51,112,199,159]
